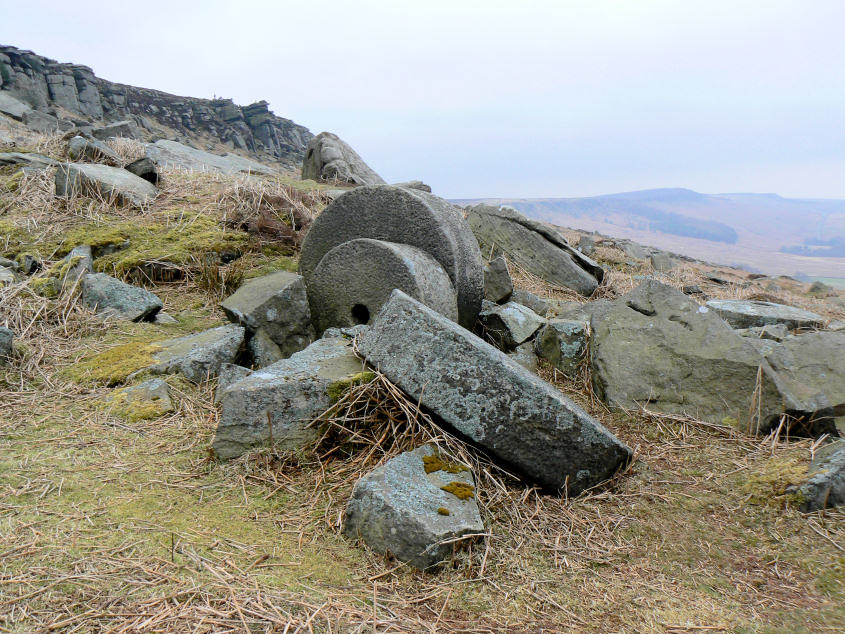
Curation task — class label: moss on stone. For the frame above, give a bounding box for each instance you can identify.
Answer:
[742,455,808,507]
[441,481,475,500]
[64,342,163,386]
[104,385,173,422]
[326,371,376,403]
[423,453,470,475]
[29,276,59,298]
[437,507,451,516]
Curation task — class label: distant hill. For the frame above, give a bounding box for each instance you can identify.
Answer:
[454,188,845,277]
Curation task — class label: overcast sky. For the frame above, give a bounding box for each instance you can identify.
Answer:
[4,1,845,199]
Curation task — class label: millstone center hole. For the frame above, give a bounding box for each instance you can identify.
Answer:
[351,304,370,325]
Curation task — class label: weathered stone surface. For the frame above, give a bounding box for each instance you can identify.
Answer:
[508,342,539,372]
[55,162,159,207]
[153,311,177,324]
[220,271,314,359]
[307,238,458,334]
[0,266,17,285]
[483,256,513,303]
[249,328,283,368]
[67,135,121,165]
[145,140,275,175]
[141,325,245,383]
[358,290,632,493]
[301,132,385,186]
[392,180,431,192]
[648,253,676,273]
[535,319,588,377]
[22,109,59,133]
[0,326,12,365]
[300,185,483,329]
[466,204,603,296]
[81,273,162,321]
[0,92,31,120]
[213,336,365,459]
[91,120,140,141]
[706,299,825,331]
[792,441,845,511]
[736,324,789,342]
[577,235,595,256]
[511,290,550,317]
[589,280,790,433]
[0,152,58,169]
[124,157,158,185]
[829,320,845,332]
[105,378,174,421]
[0,257,17,271]
[61,245,94,288]
[477,301,545,351]
[343,445,483,570]
[214,363,252,405]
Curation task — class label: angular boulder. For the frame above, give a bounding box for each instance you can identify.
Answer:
[511,289,549,317]
[213,336,365,459]
[0,152,58,170]
[466,204,603,296]
[55,162,159,207]
[358,290,632,494]
[81,273,163,321]
[67,135,121,166]
[483,256,513,303]
[248,327,283,368]
[300,185,483,329]
[22,109,59,133]
[220,271,314,359]
[124,157,159,185]
[589,280,791,433]
[214,363,252,405]
[307,238,458,334]
[145,139,275,175]
[0,92,31,120]
[91,120,141,141]
[477,301,545,351]
[144,324,246,383]
[534,319,589,377]
[705,299,825,331]
[343,445,483,570]
[301,131,385,186]
[792,441,845,512]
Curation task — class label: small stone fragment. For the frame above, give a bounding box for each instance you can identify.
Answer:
[706,299,825,330]
[248,327,283,368]
[477,301,545,351]
[534,319,588,377]
[0,327,13,365]
[483,256,513,303]
[105,378,174,422]
[510,289,549,317]
[81,273,163,321]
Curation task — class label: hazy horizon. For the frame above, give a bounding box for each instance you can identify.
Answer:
[4,1,845,200]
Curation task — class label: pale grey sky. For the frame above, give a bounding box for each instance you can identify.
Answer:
[4,1,845,199]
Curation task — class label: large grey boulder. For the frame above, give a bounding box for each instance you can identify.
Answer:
[0,152,58,170]
[301,131,385,186]
[307,238,458,334]
[55,163,159,207]
[22,109,59,133]
[145,139,274,175]
[0,327,13,365]
[343,445,483,570]
[0,92,32,120]
[791,441,845,512]
[220,271,314,359]
[300,185,483,329]
[483,256,513,303]
[213,336,365,459]
[705,299,825,331]
[466,204,603,296]
[81,273,162,321]
[142,325,246,383]
[358,290,632,494]
[67,135,121,166]
[91,120,141,141]
[534,319,589,377]
[589,280,795,433]
[477,301,545,351]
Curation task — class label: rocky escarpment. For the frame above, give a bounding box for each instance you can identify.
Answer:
[0,44,312,166]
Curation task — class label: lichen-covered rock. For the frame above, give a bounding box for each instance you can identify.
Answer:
[0,326,13,365]
[81,273,162,321]
[477,301,545,351]
[67,135,121,165]
[104,378,173,422]
[483,255,513,303]
[705,299,825,331]
[300,184,483,330]
[508,342,539,372]
[358,290,632,494]
[142,324,246,383]
[466,204,603,296]
[301,131,385,186]
[511,290,549,317]
[248,327,283,368]
[534,319,588,377]
[735,324,789,341]
[343,445,483,570]
[214,363,252,405]
[213,336,365,459]
[220,271,314,359]
[307,238,458,334]
[0,152,58,170]
[55,162,159,207]
[791,441,845,511]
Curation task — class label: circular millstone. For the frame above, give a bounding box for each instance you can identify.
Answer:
[299,185,483,329]
[308,238,459,334]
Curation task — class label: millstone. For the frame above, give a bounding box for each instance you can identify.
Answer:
[299,185,483,329]
[307,238,458,334]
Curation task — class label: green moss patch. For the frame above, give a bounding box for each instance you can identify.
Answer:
[65,342,163,386]
[742,455,808,507]
[441,481,475,500]
[326,371,376,403]
[423,453,470,475]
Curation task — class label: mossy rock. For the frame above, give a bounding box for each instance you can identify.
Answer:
[103,378,174,422]
[326,371,376,403]
[65,341,163,386]
[742,455,808,507]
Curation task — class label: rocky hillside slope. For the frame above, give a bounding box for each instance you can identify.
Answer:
[0,44,312,167]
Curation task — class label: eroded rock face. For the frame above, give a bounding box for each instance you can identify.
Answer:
[307,238,458,334]
[705,299,825,331]
[300,185,483,330]
[358,290,632,494]
[81,273,163,321]
[466,204,603,296]
[343,445,483,570]
[213,336,365,459]
[55,163,159,208]
[301,132,385,186]
[589,280,790,433]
